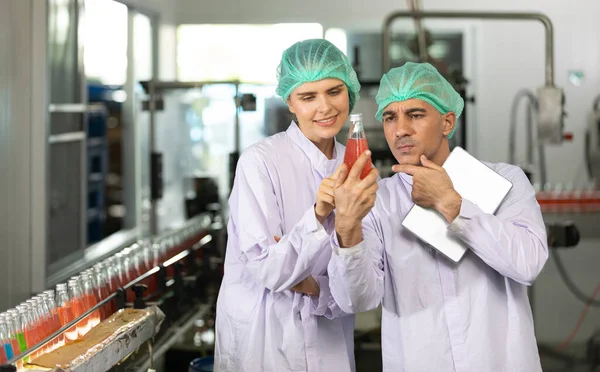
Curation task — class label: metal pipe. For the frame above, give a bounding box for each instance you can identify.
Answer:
[508,89,537,165]
[382,11,554,86]
[140,80,241,92]
[407,0,428,62]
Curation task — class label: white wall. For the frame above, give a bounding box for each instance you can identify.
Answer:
[174,0,600,345]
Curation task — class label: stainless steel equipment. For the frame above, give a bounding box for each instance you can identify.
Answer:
[140,80,242,235]
[382,11,567,146]
[587,96,600,182]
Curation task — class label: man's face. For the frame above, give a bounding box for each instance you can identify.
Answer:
[381,99,456,166]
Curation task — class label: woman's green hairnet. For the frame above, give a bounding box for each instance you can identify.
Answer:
[375,62,464,139]
[276,39,361,112]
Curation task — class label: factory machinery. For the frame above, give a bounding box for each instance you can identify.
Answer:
[2,4,598,372]
[0,211,225,372]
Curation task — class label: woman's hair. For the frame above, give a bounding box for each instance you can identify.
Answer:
[276,39,361,112]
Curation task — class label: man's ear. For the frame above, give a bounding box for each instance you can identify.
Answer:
[442,112,456,137]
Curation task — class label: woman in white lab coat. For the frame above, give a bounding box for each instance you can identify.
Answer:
[214,38,367,372]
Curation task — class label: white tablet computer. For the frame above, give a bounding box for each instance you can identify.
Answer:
[401,146,513,263]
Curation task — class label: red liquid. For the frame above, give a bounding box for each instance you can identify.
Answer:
[50,310,63,346]
[69,297,89,337]
[58,306,78,341]
[11,338,20,357]
[83,294,101,328]
[24,327,36,348]
[344,138,373,179]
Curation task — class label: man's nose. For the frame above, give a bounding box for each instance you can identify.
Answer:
[394,118,413,137]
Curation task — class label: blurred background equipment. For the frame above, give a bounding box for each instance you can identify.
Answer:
[1,0,600,370]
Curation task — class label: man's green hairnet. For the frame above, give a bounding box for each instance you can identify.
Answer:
[375,62,464,139]
[276,39,361,112]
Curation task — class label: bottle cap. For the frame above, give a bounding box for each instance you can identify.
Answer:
[350,113,363,122]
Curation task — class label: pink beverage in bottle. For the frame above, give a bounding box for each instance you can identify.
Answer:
[42,291,64,347]
[114,252,129,287]
[131,244,144,278]
[35,296,53,336]
[141,240,152,273]
[0,342,5,365]
[103,257,120,313]
[128,246,145,302]
[29,299,49,356]
[32,297,53,352]
[84,268,105,321]
[55,284,78,341]
[343,113,373,180]
[94,263,112,317]
[80,273,101,328]
[67,279,90,337]
[23,301,43,354]
[121,249,135,286]
[139,242,154,294]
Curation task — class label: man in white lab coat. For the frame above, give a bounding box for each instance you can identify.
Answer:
[328,62,548,372]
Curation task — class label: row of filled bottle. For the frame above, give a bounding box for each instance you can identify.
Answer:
[534,182,600,213]
[0,222,208,365]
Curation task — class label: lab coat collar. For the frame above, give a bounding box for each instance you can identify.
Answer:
[286,121,343,177]
[398,171,413,186]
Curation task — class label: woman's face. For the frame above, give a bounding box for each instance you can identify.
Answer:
[287,78,350,145]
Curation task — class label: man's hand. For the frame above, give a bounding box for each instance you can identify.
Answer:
[315,164,345,224]
[273,235,320,296]
[333,151,379,247]
[392,154,462,223]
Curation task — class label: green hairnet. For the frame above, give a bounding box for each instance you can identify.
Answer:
[276,39,361,112]
[375,62,464,139]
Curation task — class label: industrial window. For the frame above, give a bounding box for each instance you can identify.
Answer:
[176,23,324,83]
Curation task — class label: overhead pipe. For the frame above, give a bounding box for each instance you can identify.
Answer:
[382,11,555,86]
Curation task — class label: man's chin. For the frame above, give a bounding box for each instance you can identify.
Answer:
[394,154,421,166]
